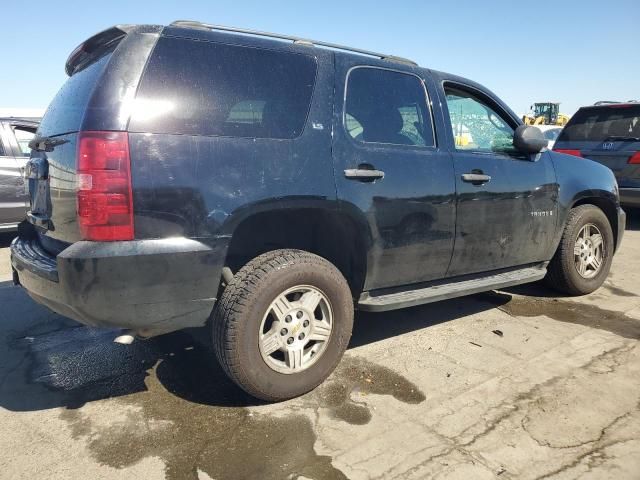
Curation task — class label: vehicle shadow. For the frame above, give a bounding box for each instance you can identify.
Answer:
[625,207,640,231]
[0,282,506,412]
[0,232,16,248]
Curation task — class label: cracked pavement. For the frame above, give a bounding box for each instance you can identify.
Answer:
[0,212,639,479]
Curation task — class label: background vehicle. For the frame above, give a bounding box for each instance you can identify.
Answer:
[10,22,624,401]
[536,125,563,149]
[523,102,570,126]
[0,118,38,231]
[553,102,640,208]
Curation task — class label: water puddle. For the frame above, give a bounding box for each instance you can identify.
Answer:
[57,349,424,480]
[314,357,425,425]
[485,292,640,340]
[7,316,424,480]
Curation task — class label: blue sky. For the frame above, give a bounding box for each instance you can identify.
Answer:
[2,0,638,116]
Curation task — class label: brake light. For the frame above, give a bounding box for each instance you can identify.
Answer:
[554,149,583,158]
[628,152,640,164]
[77,131,134,241]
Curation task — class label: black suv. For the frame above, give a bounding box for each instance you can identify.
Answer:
[554,102,640,208]
[10,22,625,401]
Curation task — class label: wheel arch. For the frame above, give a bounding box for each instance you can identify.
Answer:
[221,203,371,298]
[570,195,620,250]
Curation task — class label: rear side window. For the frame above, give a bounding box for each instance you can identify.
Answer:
[559,105,640,142]
[345,67,434,147]
[129,38,317,139]
[38,51,113,137]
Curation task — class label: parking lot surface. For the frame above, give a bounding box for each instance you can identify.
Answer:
[0,214,639,480]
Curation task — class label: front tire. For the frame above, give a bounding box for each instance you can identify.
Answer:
[546,204,614,295]
[212,249,354,401]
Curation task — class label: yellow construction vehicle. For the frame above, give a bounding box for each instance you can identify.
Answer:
[522,102,570,126]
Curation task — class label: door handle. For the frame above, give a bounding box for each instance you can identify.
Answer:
[461,173,492,184]
[344,168,385,181]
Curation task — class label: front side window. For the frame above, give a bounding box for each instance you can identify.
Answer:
[445,86,516,155]
[345,68,434,147]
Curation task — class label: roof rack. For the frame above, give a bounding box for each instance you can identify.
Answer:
[594,100,639,106]
[170,20,418,66]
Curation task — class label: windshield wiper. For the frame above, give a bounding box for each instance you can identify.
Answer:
[602,135,640,142]
[28,136,69,152]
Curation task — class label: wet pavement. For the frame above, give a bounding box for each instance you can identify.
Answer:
[0,213,639,479]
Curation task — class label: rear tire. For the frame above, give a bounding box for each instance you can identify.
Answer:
[212,249,354,401]
[545,204,614,295]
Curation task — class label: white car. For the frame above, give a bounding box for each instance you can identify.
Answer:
[535,125,563,149]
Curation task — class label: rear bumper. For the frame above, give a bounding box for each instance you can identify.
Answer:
[620,188,640,208]
[10,228,229,337]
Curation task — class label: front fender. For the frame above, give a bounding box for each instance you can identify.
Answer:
[549,151,621,251]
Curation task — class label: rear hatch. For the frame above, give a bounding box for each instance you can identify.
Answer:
[27,25,160,253]
[554,104,640,188]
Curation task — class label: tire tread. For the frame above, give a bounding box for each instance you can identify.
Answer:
[212,249,352,400]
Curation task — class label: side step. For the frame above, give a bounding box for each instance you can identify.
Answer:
[357,264,548,312]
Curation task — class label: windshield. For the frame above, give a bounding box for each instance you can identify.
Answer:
[558,105,640,142]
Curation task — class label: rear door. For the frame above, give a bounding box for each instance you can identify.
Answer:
[440,83,558,277]
[332,56,456,291]
[555,105,640,189]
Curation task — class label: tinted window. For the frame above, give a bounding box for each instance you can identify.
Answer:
[445,87,516,155]
[558,105,640,142]
[38,51,113,137]
[130,38,317,139]
[345,68,433,147]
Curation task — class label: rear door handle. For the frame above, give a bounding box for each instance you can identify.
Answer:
[461,173,491,184]
[344,168,385,181]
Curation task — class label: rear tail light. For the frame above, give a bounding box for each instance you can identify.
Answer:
[628,152,640,164]
[77,131,134,241]
[553,149,583,158]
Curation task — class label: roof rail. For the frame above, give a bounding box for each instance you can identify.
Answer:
[169,20,418,66]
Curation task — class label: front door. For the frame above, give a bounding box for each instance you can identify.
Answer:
[332,57,456,291]
[441,84,558,277]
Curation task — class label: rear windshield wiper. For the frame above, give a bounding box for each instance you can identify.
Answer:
[602,135,640,142]
[28,136,69,152]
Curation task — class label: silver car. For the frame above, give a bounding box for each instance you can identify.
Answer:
[0,118,38,230]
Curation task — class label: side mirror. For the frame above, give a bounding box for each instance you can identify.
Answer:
[513,125,547,154]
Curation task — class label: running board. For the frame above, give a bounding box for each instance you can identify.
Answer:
[357,264,548,312]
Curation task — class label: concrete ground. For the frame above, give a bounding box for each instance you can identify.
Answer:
[0,213,639,480]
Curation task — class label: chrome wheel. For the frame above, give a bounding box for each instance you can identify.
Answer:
[574,223,604,279]
[259,285,333,374]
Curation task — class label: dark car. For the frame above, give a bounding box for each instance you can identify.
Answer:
[554,102,640,207]
[0,118,38,230]
[10,22,625,401]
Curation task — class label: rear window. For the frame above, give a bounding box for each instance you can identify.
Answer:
[129,37,317,139]
[38,51,113,137]
[558,105,640,142]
